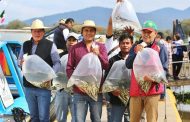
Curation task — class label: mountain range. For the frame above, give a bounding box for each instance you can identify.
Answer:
[24,7,190,30]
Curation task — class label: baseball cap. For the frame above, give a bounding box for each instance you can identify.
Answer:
[142,20,158,32]
[67,32,79,40]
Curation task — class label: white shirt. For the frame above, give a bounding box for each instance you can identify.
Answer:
[62,28,69,41]
[172,39,184,54]
[105,37,120,59]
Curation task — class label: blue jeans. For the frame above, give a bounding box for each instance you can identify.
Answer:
[73,93,103,122]
[109,104,127,122]
[25,87,51,122]
[55,90,75,122]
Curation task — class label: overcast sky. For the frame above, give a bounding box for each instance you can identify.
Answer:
[1,0,190,24]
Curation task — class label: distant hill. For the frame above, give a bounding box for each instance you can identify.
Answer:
[24,7,190,30]
[137,7,190,30]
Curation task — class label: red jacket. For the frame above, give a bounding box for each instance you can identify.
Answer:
[129,41,164,96]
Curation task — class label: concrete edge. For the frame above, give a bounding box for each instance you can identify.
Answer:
[167,89,182,122]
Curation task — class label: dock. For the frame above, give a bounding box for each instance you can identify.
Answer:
[167,79,190,87]
[0,89,183,122]
[67,89,182,122]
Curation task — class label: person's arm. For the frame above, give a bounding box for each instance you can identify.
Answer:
[125,44,137,69]
[159,44,169,72]
[98,44,109,70]
[18,45,24,67]
[106,0,122,38]
[62,28,69,41]
[66,47,75,79]
[106,17,113,38]
[51,44,61,73]
[104,58,114,80]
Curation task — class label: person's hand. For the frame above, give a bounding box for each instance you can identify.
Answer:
[18,59,24,67]
[91,44,100,55]
[134,44,143,53]
[41,80,52,89]
[112,89,120,96]
[123,26,134,36]
[144,75,155,82]
[117,0,123,3]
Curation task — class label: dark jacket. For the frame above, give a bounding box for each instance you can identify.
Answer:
[104,52,126,106]
[53,24,67,51]
[23,38,53,88]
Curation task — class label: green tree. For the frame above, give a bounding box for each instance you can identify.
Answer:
[6,19,28,29]
[181,19,190,35]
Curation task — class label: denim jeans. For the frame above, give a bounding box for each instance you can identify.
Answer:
[55,90,75,122]
[109,104,127,122]
[25,87,51,122]
[73,93,103,122]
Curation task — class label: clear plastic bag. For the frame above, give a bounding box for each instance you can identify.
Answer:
[67,53,102,101]
[102,60,131,105]
[133,48,168,93]
[112,0,141,32]
[52,54,68,90]
[59,54,68,73]
[22,55,56,89]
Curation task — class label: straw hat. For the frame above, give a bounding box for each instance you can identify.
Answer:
[81,20,96,29]
[59,19,65,25]
[23,19,49,30]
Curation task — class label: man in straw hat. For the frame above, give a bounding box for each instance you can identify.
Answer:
[126,20,168,122]
[18,19,60,122]
[53,18,74,55]
[66,20,109,122]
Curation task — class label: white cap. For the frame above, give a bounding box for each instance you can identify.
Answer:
[67,32,79,40]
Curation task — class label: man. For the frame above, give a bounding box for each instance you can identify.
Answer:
[18,19,60,122]
[66,20,109,122]
[105,2,134,119]
[105,33,133,122]
[55,32,79,122]
[126,20,168,122]
[53,18,74,53]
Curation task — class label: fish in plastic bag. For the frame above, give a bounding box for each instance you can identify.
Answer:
[102,60,131,105]
[52,54,69,91]
[67,53,102,101]
[133,48,168,93]
[22,55,56,89]
[112,0,141,32]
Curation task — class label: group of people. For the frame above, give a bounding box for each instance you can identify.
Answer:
[155,31,188,80]
[18,1,171,121]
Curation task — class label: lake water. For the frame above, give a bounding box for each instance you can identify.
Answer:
[171,85,190,93]
[0,29,31,42]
